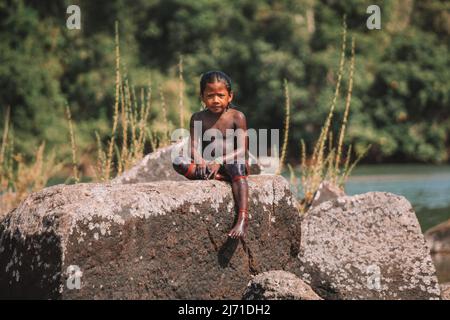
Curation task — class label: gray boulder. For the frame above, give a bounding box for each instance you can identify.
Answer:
[0,175,301,299]
[297,192,441,300]
[242,270,322,300]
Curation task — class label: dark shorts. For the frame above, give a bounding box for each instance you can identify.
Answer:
[173,156,248,182]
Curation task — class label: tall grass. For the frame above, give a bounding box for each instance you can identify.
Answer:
[0,20,183,214]
[276,79,290,175]
[93,20,150,181]
[282,17,370,213]
[159,85,170,145]
[1,106,63,216]
[104,20,122,181]
[178,54,187,128]
[0,106,10,172]
[65,104,79,183]
[93,21,177,181]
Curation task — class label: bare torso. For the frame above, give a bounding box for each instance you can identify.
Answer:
[194,107,244,160]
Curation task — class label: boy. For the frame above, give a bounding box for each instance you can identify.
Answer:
[173,71,249,239]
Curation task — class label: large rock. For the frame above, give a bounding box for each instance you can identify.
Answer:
[113,139,261,184]
[425,219,450,254]
[0,175,301,299]
[242,270,322,300]
[297,192,441,300]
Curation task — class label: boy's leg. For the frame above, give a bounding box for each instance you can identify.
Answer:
[224,163,249,238]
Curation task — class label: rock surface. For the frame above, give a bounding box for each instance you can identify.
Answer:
[242,270,322,300]
[425,219,450,254]
[297,192,441,300]
[0,175,301,299]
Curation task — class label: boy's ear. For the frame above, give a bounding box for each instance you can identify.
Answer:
[229,91,234,101]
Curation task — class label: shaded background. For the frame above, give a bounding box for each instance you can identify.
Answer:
[1,0,448,164]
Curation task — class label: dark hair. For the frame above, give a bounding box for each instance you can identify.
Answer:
[199,71,232,96]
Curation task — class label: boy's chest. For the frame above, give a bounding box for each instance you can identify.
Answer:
[201,114,235,135]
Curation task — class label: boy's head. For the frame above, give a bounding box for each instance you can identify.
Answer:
[200,71,233,114]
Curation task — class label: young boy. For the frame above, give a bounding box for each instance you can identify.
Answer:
[173,71,249,239]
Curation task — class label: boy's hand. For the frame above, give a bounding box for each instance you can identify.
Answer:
[206,162,221,180]
[198,159,207,179]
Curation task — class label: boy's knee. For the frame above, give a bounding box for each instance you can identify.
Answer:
[224,163,248,181]
[232,175,248,184]
[172,156,191,176]
[172,162,184,175]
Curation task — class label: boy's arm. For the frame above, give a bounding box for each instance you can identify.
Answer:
[189,113,205,164]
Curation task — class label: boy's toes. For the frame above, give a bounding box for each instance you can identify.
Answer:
[228,230,237,238]
[228,229,245,239]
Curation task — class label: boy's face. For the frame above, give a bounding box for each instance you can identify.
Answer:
[201,81,233,114]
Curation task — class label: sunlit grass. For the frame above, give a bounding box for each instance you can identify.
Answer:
[1,106,63,217]
[283,17,370,214]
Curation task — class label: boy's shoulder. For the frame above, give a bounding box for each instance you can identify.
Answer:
[191,108,246,120]
[191,110,206,120]
[229,107,246,121]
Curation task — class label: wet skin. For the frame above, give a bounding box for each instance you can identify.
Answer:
[189,82,249,239]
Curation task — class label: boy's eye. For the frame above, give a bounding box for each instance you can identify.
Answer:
[207,94,225,99]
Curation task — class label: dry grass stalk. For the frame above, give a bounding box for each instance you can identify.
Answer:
[178,54,186,128]
[335,36,355,172]
[311,17,347,178]
[65,104,79,183]
[104,20,121,181]
[276,79,290,175]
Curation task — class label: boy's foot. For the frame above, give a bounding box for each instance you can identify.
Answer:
[214,173,231,182]
[228,214,248,239]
